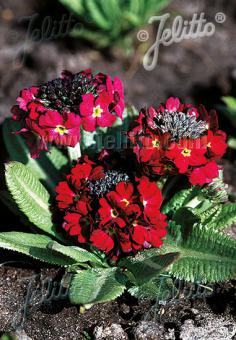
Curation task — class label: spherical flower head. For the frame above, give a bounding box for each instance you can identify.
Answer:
[55,154,167,260]
[12,70,125,158]
[129,97,227,185]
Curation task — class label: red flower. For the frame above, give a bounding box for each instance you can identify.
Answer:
[131,225,148,247]
[165,97,181,112]
[98,197,126,228]
[189,161,219,186]
[90,230,114,253]
[166,139,207,174]
[55,181,75,209]
[12,70,125,158]
[106,76,125,119]
[80,92,116,132]
[55,155,168,260]
[107,181,134,210]
[16,87,39,111]
[63,213,88,243]
[70,160,104,189]
[137,176,162,214]
[129,98,226,185]
[201,130,227,159]
[145,227,167,248]
[39,111,81,146]
[136,133,163,163]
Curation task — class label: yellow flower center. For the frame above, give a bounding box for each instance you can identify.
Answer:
[121,198,129,206]
[207,142,211,148]
[181,148,191,157]
[152,139,160,148]
[111,209,118,218]
[92,105,103,118]
[55,125,68,135]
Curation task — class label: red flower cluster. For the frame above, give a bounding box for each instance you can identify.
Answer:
[12,70,124,158]
[55,156,167,260]
[129,97,227,186]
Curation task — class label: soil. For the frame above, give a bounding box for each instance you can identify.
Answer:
[0,263,236,339]
[0,0,236,339]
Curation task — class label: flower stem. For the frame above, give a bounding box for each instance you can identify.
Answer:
[162,175,181,199]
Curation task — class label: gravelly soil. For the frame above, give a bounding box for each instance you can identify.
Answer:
[0,264,235,339]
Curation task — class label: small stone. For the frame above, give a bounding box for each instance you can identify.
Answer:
[94,323,128,340]
[13,330,32,339]
[133,321,165,340]
[120,303,130,315]
[180,313,236,340]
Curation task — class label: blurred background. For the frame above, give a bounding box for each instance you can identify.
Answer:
[0,1,235,113]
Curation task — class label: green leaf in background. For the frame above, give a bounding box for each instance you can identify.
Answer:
[119,250,179,285]
[221,96,236,129]
[228,137,236,150]
[222,96,236,112]
[69,267,126,305]
[3,119,68,192]
[0,334,16,340]
[58,0,171,48]
[5,162,56,238]
[0,232,76,266]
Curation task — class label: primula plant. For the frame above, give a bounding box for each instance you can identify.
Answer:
[1,70,236,307]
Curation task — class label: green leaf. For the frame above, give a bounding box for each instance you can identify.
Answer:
[119,250,179,285]
[206,203,236,230]
[85,0,112,30]
[163,222,236,283]
[3,119,68,191]
[5,162,56,237]
[47,241,105,266]
[162,186,199,215]
[58,0,84,15]
[173,207,200,236]
[0,232,75,266]
[58,0,170,48]
[222,96,236,112]
[199,204,222,226]
[69,267,126,305]
[221,96,236,129]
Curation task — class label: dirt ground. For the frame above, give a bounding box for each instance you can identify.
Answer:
[0,0,236,339]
